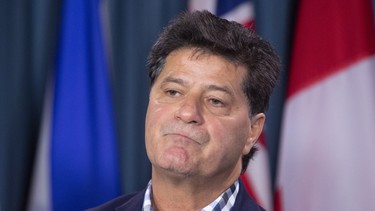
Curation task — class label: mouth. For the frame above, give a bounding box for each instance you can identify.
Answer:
[160,124,208,145]
[164,133,201,145]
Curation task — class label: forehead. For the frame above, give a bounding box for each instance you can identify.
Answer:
[159,48,247,84]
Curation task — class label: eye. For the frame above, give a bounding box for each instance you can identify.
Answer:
[209,98,225,107]
[165,89,181,97]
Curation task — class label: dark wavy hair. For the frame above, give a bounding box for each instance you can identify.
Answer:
[147,10,280,173]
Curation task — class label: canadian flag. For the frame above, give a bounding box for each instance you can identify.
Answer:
[189,1,272,210]
[275,0,375,210]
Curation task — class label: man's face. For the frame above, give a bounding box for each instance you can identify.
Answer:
[145,48,263,180]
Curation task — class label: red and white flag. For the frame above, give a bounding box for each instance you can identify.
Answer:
[189,1,272,210]
[276,0,375,210]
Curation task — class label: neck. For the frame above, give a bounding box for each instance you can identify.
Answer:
[150,167,240,211]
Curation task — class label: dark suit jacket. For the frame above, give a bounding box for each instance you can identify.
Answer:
[87,180,265,211]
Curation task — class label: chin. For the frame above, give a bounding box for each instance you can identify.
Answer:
[167,168,193,177]
[156,161,195,177]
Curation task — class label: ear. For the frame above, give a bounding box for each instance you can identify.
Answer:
[242,113,265,155]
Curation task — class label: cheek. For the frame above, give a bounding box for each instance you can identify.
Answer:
[207,117,251,153]
[146,101,166,130]
[145,102,174,150]
[145,110,162,166]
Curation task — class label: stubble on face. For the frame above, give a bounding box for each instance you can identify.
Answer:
[145,48,254,180]
[145,106,209,176]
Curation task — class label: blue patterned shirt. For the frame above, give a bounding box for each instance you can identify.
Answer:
[142,180,239,211]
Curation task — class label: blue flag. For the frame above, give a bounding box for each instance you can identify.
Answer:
[51,0,120,210]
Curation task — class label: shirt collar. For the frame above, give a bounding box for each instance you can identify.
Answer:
[142,180,239,211]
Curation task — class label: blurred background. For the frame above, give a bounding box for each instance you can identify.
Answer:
[1,0,374,210]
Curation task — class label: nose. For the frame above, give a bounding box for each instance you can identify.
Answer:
[174,96,203,125]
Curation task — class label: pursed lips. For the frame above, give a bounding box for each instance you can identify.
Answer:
[164,132,202,145]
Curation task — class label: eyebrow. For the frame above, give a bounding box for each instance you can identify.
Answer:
[161,76,235,97]
[161,76,187,87]
[206,84,235,98]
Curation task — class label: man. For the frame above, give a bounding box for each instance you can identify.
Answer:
[90,10,280,211]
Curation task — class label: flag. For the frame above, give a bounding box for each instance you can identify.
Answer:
[276,0,375,210]
[28,0,121,210]
[189,1,272,210]
[189,0,255,28]
[241,133,273,211]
